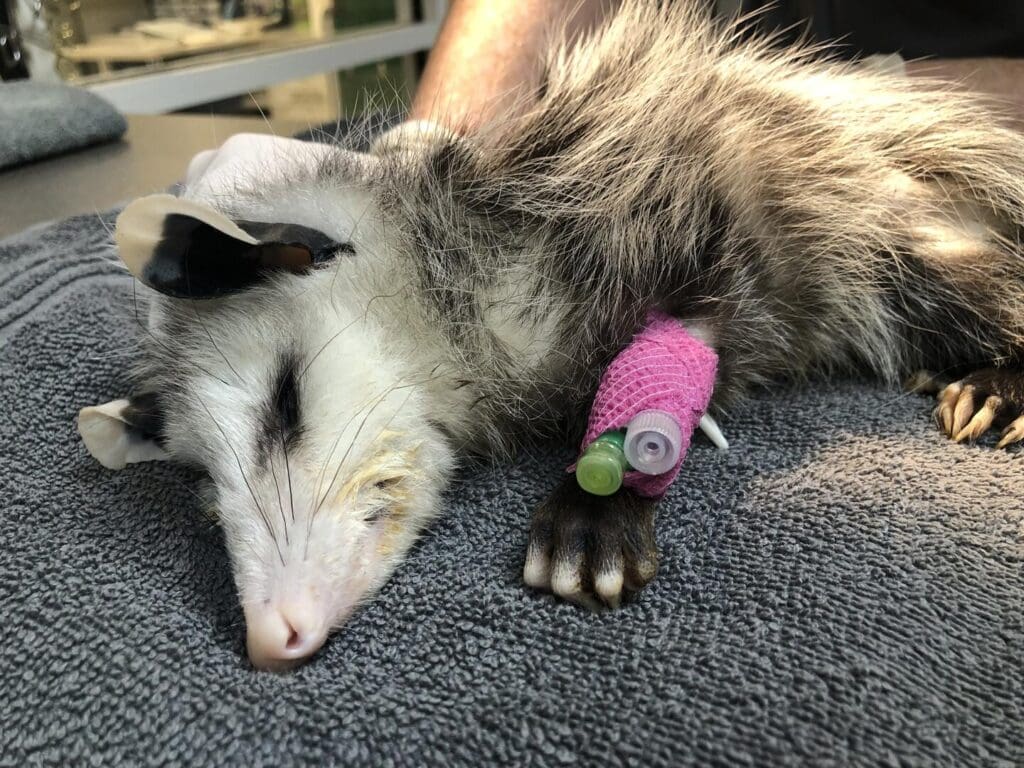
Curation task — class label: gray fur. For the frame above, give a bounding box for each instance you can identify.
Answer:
[371,2,1024,438]
[123,2,1024,654]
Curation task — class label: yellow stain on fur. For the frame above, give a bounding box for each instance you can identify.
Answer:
[328,433,423,527]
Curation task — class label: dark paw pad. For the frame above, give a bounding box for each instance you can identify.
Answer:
[524,475,658,610]
[930,368,1024,447]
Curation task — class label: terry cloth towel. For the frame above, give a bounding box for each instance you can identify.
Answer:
[0,82,127,170]
[1,168,1022,764]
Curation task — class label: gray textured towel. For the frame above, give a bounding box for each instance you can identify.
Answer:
[0,83,126,170]
[1,211,1022,766]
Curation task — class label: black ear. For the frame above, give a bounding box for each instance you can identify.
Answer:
[115,194,346,299]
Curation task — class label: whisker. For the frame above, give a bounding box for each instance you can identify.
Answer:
[184,253,244,385]
[196,395,286,568]
[267,445,290,548]
[301,367,445,561]
[311,366,447,515]
[304,388,396,558]
[305,387,394,552]
[298,314,363,384]
[282,432,296,525]
[153,470,211,511]
[248,92,279,139]
[311,391,397,520]
[131,280,232,387]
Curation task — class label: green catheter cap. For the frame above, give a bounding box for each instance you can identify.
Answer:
[576,430,629,496]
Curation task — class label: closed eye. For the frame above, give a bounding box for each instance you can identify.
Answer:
[259,352,302,463]
[366,477,402,522]
[274,354,301,439]
[365,507,388,524]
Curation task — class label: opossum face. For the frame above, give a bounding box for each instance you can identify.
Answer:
[80,176,455,671]
[177,289,452,673]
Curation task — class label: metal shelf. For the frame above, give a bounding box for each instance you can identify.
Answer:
[84,0,449,114]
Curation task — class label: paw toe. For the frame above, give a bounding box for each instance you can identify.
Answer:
[950,385,976,437]
[551,556,602,611]
[523,544,551,589]
[550,561,581,599]
[954,395,1002,443]
[593,566,625,609]
[996,414,1024,449]
[935,382,963,436]
[626,555,659,591]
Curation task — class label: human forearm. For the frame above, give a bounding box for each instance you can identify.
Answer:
[907,58,1024,125]
[410,0,618,132]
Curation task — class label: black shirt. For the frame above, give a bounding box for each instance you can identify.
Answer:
[740,0,1024,59]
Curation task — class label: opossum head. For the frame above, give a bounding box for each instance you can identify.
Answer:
[79,157,455,671]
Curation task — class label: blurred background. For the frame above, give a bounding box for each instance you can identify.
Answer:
[0,0,447,121]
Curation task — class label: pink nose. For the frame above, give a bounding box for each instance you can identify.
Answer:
[245,598,328,672]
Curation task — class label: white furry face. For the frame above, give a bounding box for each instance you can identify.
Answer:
[138,153,456,670]
[157,271,454,671]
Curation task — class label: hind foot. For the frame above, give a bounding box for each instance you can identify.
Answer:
[524,474,658,610]
[913,368,1024,447]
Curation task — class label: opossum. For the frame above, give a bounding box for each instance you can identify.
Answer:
[78,2,1024,671]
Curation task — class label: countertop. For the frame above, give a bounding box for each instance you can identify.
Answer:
[0,113,305,239]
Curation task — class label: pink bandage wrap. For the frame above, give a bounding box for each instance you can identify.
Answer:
[578,311,718,498]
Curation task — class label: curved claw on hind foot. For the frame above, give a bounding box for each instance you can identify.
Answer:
[927,368,1024,448]
[996,414,1024,449]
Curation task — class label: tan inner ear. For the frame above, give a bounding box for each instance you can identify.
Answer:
[78,399,170,470]
[115,194,259,282]
[261,243,314,271]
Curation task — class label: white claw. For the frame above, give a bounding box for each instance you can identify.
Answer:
[699,414,729,451]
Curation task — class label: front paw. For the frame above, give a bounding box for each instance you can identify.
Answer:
[524,475,658,610]
[931,368,1024,447]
